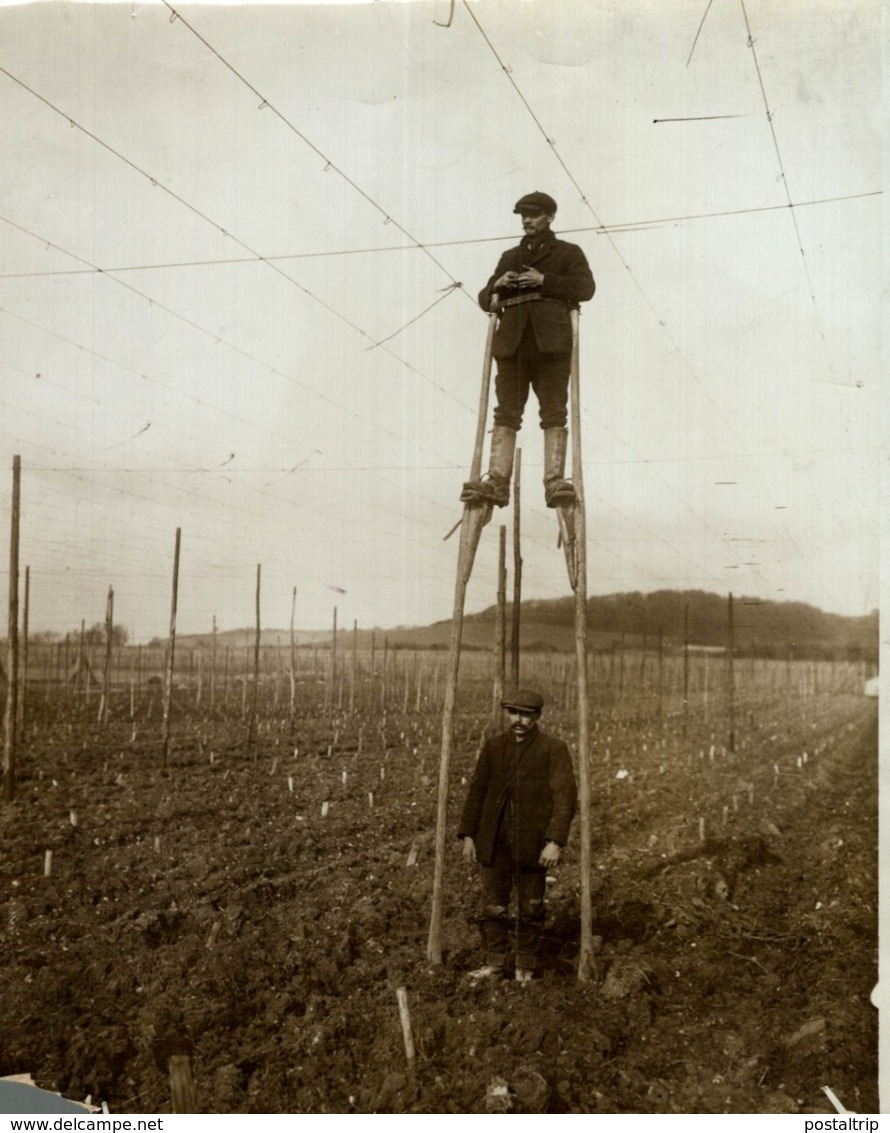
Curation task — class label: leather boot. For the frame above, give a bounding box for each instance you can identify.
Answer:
[543,427,576,507]
[461,425,516,507]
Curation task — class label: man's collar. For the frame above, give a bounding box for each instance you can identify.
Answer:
[521,229,555,251]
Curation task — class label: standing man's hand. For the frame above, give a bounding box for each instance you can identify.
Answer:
[539,841,561,867]
[463,836,477,863]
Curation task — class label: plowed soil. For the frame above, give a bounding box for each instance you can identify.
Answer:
[0,679,878,1114]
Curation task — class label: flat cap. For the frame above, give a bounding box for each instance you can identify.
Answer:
[501,688,545,713]
[513,191,557,215]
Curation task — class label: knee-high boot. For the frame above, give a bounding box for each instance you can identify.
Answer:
[543,427,576,507]
[461,426,517,508]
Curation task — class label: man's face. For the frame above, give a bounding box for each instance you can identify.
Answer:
[506,708,540,737]
[520,210,553,238]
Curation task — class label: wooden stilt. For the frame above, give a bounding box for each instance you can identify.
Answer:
[568,310,594,983]
[427,312,497,965]
[555,504,578,590]
[511,448,522,690]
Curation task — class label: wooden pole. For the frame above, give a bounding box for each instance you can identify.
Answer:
[2,455,21,803]
[249,565,261,751]
[77,618,86,691]
[210,614,217,710]
[381,636,388,711]
[511,448,522,690]
[99,584,114,725]
[18,564,29,738]
[427,311,497,965]
[493,525,507,728]
[168,1054,198,1114]
[727,591,736,753]
[160,527,181,773]
[350,618,358,715]
[330,605,338,721]
[569,311,594,982]
[289,586,297,722]
[683,602,690,739]
[395,987,416,1072]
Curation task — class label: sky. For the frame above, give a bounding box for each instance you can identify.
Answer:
[0,0,882,643]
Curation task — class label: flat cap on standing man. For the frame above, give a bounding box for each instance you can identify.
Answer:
[461,192,595,510]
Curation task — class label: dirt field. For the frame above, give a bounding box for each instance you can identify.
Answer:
[0,668,878,1114]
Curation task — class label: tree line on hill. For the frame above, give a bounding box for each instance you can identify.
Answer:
[468,590,878,662]
[13,590,873,664]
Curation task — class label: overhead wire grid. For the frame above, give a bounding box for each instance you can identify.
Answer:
[0,2,878,634]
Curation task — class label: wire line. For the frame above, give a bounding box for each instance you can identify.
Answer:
[0,191,877,280]
[0,71,473,414]
[739,0,833,375]
[160,1,473,304]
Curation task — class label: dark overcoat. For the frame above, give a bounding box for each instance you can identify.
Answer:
[478,230,595,360]
[457,728,578,868]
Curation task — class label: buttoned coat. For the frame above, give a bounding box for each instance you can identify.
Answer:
[457,727,578,868]
[478,230,595,360]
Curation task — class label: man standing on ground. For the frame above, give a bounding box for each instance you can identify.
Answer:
[461,191,595,510]
[457,688,578,984]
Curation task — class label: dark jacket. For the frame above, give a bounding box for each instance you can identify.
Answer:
[478,230,594,359]
[457,727,578,868]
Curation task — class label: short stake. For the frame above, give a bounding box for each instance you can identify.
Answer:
[396,987,416,1071]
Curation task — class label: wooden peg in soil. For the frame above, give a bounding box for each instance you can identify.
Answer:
[168,1054,198,1113]
[395,987,416,1069]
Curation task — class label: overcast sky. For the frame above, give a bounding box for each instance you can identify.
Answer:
[0,0,881,642]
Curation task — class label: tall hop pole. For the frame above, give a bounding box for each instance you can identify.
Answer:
[160,528,181,773]
[492,525,507,729]
[2,456,21,803]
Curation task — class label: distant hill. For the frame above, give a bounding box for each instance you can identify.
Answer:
[165,589,877,662]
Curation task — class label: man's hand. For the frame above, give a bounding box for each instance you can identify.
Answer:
[516,266,544,290]
[539,841,561,867]
[494,270,520,290]
[462,836,477,863]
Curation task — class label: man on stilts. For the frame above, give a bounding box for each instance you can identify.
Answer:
[461,191,595,510]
